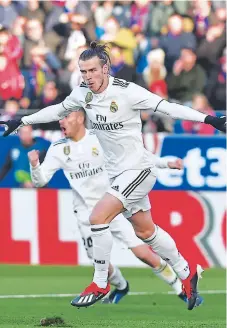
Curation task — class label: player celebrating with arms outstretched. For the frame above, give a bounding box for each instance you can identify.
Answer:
[28,110,201,306]
[1,42,225,310]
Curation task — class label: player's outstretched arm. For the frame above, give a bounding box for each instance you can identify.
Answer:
[28,146,61,187]
[0,90,82,136]
[155,99,226,132]
[129,83,226,133]
[0,103,66,137]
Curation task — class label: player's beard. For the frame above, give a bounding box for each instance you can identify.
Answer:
[92,76,106,93]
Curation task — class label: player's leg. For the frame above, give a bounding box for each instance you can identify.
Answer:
[107,169,203,310]
[109,214,184,300]
[131,244,203,306]
[131,245,184,296]
[130,208,204,310]
[89,193,123,292]
[103,263,129,304]
[71,204,125,307]
[108,263,128,292]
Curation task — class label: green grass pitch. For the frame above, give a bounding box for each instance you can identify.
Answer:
[0,265,225,328]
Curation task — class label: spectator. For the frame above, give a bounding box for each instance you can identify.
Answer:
[31,80,62,109]
[11,16,27,47]
[166,48,206,105]
[45,0,96,41]
[134,31,151,73]
[0,0,18,29]
[112,25,137,66]
[181,93,216,134]
[0,125,48,188]
[64,45,87,90]
[130,0,150,35]
[112,1,131,28]
[92,1,114,38]
[101,16,137,66]
[160,14,197,72]
[206,49,226,110]
[21,19,61,102]
[192,0,215,41]
[0,26,24,101]
[21,0,45,25]
[101,16,121,42]
[1,99,20,121]
[147,0,175,37]
[60,14,87,62]
[143,48,168,98]
[196,21,226,74]
[22,19,61,69]
[110,44,144,85]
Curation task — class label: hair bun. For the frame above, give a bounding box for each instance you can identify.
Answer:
[90,41,98,49]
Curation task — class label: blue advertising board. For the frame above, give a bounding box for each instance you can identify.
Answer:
[0,136,69,189]
[0,135,226,191]
[154,135,226,191]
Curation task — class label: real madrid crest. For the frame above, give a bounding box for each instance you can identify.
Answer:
[85,92,93,103]
[63,145,70,156]
[92,147,99,157]
[110,101,118,113]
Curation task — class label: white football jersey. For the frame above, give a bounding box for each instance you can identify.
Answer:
[61,76,163,178]
[31,129,110,213]
[24,76,206,178]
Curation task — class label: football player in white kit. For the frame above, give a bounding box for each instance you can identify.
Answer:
[28,110,196,305]
[1,41,225,310]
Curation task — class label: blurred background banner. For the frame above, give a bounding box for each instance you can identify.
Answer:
[0,134,226,190]
[0,188,225,268]
[145,134,226,191]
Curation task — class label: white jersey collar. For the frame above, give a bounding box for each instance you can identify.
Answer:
[92,76,114,100]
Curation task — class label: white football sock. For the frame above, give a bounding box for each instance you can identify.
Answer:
[144,225,190,280]
[108,265,127,290]
[152,258,183,295]
[92,224,113,289]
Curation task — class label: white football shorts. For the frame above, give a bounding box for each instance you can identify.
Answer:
[107,168,157,218]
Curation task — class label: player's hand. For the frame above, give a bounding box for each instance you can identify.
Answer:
[204,115,226,132]
[28,150,40,167]
[168,158,183,170]
[0,119,24,136]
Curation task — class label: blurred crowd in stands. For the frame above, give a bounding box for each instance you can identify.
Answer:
[0,0,226,134]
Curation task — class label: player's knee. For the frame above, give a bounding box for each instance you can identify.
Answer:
[135,229,155,240]
[89,213,106,225]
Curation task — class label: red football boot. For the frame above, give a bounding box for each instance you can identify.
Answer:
[71,282,110,308]
[182,264,204,310]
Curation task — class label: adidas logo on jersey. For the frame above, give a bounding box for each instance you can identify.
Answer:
[112,77,129,88]
[111,185,119,192]
[66,157,72,163]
